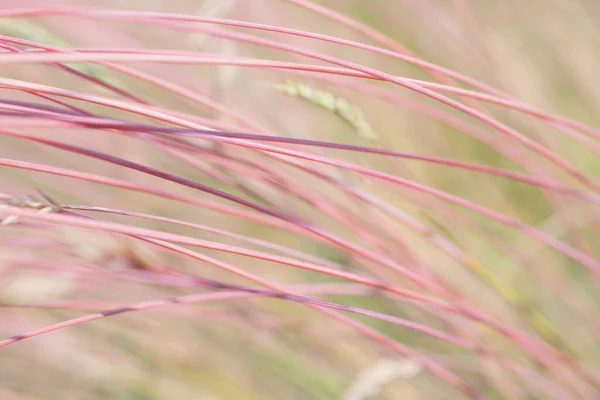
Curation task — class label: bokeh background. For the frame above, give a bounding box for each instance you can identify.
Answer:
[1,1,600,399]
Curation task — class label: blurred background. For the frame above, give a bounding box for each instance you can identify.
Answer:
[1,1,600,399]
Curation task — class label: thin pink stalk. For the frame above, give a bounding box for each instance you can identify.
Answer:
[0,50,596,199]
[0,206,453,310]
[3,119,596,394]
[0,284,478,397]
[2,38,597,196]
[2,102,597,203]
[3,9,600,146]
[63,204,345,271]
[2,96,596,338]
[3,204,598,390]
[0,273,470,348]
[0,121,452,296]
[0,207,479,396]
[5,104,600,323]
[0,36,271,133]
[9,121,593,282]
[6,7,599,143]
[280,0,509,119]
[0,6,506,97]
[2,45,599,143]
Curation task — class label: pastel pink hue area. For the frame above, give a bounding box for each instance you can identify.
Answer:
[0,1,599,399]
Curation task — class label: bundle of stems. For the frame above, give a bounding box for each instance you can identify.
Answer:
[0,1,599,399]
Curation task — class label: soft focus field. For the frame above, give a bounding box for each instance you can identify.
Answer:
[1,1,600,399]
